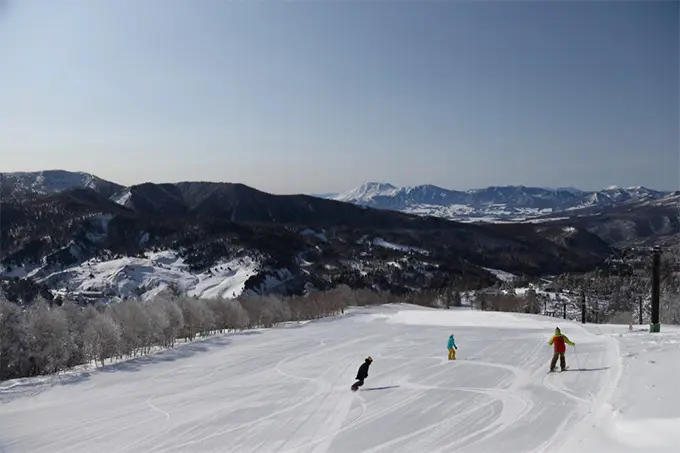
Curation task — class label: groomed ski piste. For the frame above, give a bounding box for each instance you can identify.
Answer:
[2,304,679,453]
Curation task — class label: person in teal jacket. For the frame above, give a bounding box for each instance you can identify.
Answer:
[447,334,458,360]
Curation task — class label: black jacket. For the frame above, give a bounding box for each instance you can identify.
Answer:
[356,360,371,380]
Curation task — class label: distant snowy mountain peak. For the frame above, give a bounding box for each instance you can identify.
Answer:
[330,182,672,223]
[333,182,399,203]
[1,170,124,199]
[3,170,671,228]
[402,184,449,197]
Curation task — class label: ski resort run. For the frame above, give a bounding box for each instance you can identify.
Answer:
[2,304,679,453]
[33,251,266,302]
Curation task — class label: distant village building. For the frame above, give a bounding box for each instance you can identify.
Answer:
[540,281,562,293]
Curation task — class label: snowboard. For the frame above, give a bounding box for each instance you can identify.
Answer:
[548,366,569,373]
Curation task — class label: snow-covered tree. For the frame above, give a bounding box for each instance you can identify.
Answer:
[261,295,291,327]
[109,300,150,357]
[146,300,171,349]
[224,300,249,330]
[177,296,211,340]
[83,312,121,366]
[26,301,73,375]
[0,300,31,379]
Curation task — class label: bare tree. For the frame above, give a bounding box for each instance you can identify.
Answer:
[486,294,524,313]
[452,291,462,307]
[26,300,73,375]
[206,299,230,333]
[239,294,264,327]
[322,285,353,315]
[524,289,540,314]
[160,297,185,347]
[195,299,216,337]
[0,286,440,380]
[83,312,121,367]
[109,300,150,357]
[177,296,211,340]
[223,300,249,331]
[146,299,171,349]
[0,300,31,379]
[261,295,291,326]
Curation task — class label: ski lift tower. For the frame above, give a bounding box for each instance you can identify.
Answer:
[650,245,661,333]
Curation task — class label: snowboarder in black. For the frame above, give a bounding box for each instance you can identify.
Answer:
[351,356,373,391]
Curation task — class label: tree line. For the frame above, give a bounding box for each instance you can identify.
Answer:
[0,285,400,381]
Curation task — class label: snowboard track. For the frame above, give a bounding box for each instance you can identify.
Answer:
[0,306,615,453]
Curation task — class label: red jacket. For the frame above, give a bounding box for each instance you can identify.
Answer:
[548,333,574,353]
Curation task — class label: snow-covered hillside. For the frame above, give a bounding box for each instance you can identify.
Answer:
[372,237,428,254]
[2,304,677,452]
[33,251,265,302]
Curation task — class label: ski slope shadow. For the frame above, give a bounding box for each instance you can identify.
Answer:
[97,330,263,375]
[99,335,235,373]
[361,385,400,391]
[0,372,92,403]
[0,331,256,403]
[565,366,610,372]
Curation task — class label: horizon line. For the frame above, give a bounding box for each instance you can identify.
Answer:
[0,168,675,195]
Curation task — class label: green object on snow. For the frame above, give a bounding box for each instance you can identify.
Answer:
[649,323,661,333]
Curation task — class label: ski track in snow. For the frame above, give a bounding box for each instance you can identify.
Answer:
[0,305,622,453]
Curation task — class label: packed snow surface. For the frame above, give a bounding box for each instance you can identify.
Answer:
[1,304,678,452]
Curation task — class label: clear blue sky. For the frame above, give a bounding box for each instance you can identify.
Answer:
[1,0,677,193]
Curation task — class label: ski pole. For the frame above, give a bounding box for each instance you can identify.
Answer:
[573,345,581,370]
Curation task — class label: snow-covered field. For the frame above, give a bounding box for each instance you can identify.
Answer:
[402,203,553,223]
[1,304,678,453]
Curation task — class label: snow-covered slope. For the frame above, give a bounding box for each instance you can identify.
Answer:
[372,237,428,254]
[35,250,263,301]
[2,304,675,452]
[110,188,134,207]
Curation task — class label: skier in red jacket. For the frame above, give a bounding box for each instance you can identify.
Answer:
[548,327,575,372]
